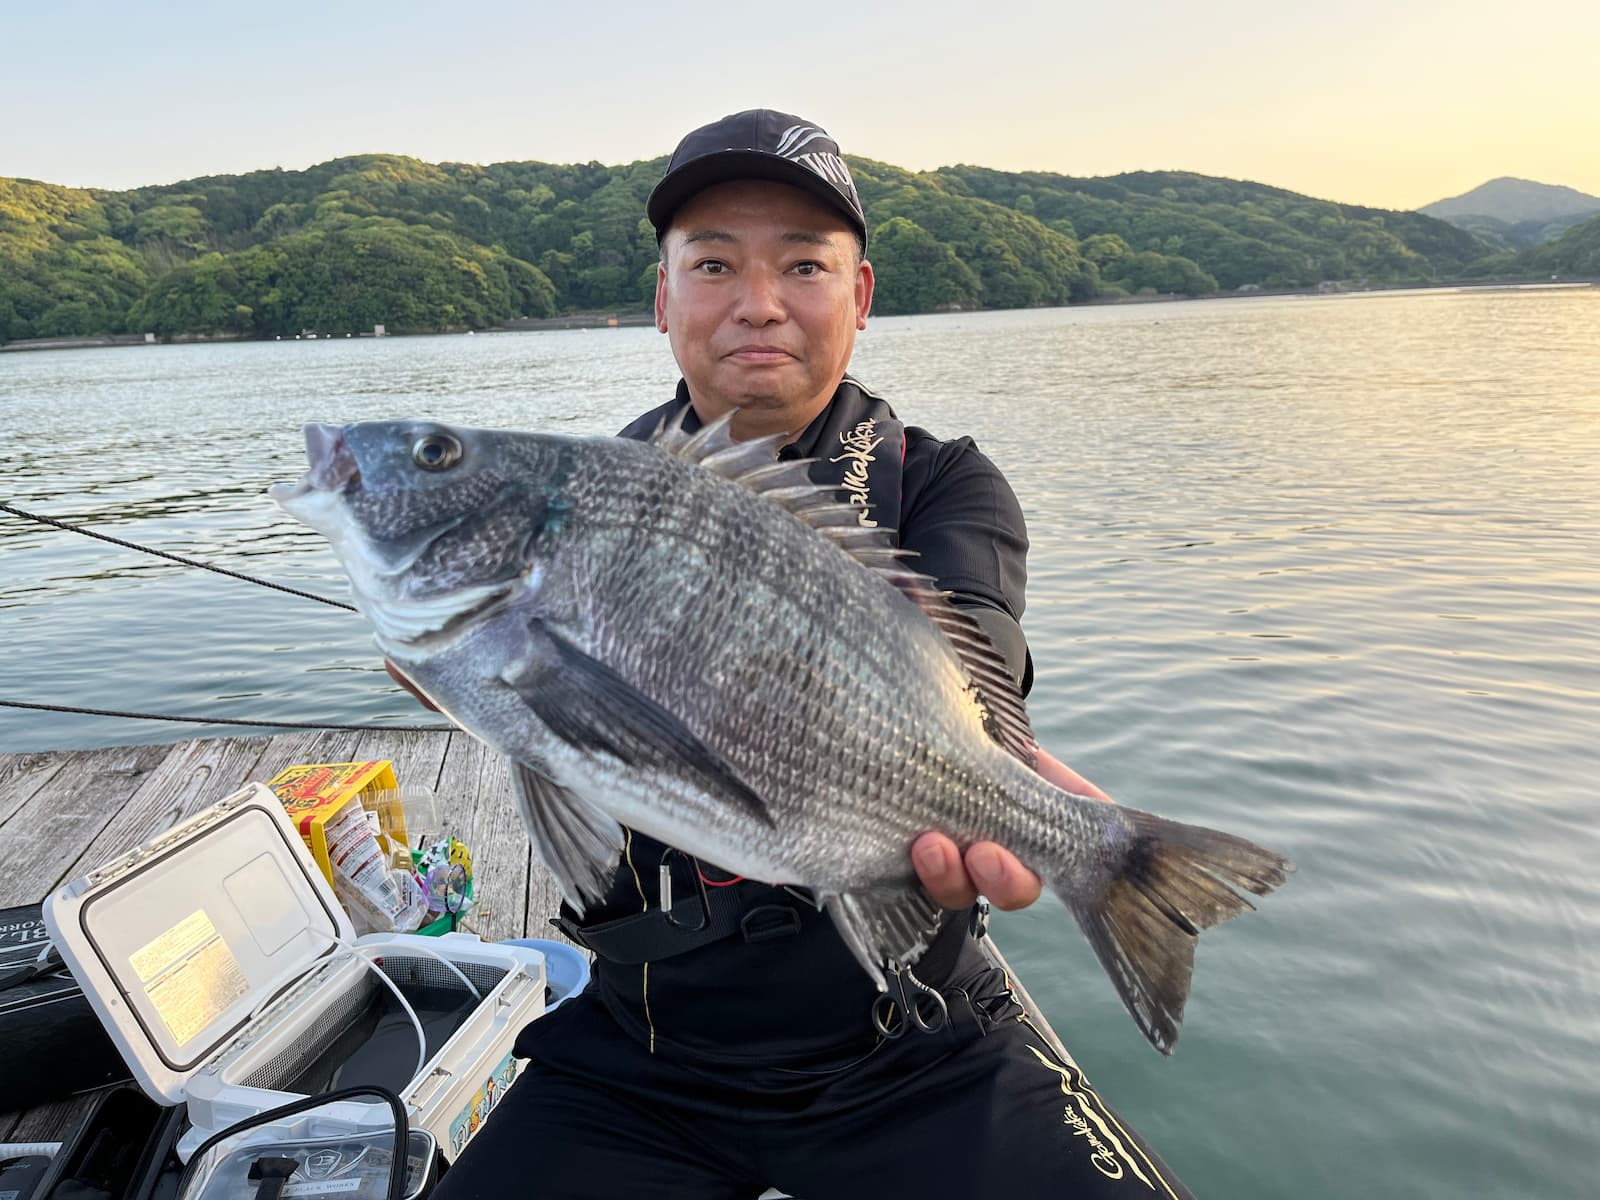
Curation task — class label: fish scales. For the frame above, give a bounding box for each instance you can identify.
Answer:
[272,413,1293,1054]
[565,446,992,878]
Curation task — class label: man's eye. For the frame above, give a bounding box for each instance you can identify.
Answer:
[696,260,727,275]
[792,261,822,276]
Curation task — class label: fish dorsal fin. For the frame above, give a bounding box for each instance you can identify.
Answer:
[652,407,812,496]
[651,408,877,538]
[652,408,1038,768]
[898,584,1039,768]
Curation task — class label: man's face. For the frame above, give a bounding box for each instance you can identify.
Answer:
[656,179,874,440]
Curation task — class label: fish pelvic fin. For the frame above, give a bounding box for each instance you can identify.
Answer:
[823,886,944,991]
[653,409,1038,769]
[1062,808,1293,1055]
[504,620,776,831]
[507,758,623,912]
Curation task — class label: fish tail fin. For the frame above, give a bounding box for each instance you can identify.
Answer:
[1055,807,1292,1055]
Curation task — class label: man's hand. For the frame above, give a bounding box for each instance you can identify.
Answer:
[912,748,1113,911]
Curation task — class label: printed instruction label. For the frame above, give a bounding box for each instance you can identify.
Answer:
[130,909,248,1046]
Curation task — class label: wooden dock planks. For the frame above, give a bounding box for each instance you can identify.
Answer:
[0,729,576,1141]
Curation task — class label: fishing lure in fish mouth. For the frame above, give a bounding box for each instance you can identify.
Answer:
[273,410,1292,1055]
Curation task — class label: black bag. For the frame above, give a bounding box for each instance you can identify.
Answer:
[0,902,130,1110]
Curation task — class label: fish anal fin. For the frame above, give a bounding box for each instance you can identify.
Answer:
[824,887,944,991]
[507,759,623,911]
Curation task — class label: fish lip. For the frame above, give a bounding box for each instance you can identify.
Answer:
[270,423,361,502]
[267,478,311,502]
[304,423,361,491]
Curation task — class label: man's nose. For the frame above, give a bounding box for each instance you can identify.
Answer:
[734,268,785,325]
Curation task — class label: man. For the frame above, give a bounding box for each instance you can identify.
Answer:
[430,110,1193,1199]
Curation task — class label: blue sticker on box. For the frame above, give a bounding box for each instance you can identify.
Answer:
[448,1050,520,1156]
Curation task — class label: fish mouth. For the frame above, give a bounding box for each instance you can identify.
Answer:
[269,423,360,502]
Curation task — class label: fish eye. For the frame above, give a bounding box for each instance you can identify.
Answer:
[413,433,463,472]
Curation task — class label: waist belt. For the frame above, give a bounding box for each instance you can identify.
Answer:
[554,881,979,986]
[552,880,807,965]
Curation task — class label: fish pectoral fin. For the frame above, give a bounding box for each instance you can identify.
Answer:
[507,758,624,912]
[824,887,944,990]
[504,622,776,829]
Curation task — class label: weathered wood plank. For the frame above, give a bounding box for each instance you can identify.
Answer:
[345,727,453,796]
[0,750,69,827]
[57,735,273,886]
[249,728,375,783]
[430,736,534,943]
[0,743,174,909]
[527,858,571,947]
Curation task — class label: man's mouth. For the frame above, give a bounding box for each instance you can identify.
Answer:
[725,344,796,364]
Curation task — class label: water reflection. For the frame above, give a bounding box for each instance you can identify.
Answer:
[4,289,1600,1197]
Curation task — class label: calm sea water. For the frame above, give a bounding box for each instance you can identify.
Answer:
[5,289,1598,1196]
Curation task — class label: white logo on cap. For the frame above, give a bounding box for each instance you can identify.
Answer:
[776,124,860,205]
[776,124,829,157]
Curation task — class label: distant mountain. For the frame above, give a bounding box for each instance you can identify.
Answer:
[1420,177,1600,225]
[0,154,1504,344]
[1438,210,1598,253]
[1529,211,1600,277]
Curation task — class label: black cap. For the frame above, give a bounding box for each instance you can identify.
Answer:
[648,109,868,251]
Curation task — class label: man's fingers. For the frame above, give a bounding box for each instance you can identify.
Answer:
[964,842,1043,911]
[911,834,1043,911]
[1034,748,1113,802]
[913,833,979,909]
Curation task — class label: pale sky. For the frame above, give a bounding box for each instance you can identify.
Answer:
[4,0,1596,212]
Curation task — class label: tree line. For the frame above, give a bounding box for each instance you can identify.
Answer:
[2,153,1587,344]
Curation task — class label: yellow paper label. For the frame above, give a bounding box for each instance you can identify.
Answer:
[131,909,248,1046]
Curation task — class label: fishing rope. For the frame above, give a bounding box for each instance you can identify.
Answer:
[0,503,453,732]
[0,699,453,733]
[0,501,357,611]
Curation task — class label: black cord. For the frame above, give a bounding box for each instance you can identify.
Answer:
[0,503,451,733]
[0,501,356,611]
[0,698,452,733]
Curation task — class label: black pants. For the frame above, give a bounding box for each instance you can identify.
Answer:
[433,962,1194,1199]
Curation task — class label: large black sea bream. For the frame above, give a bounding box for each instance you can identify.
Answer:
[271,413,1292,1053]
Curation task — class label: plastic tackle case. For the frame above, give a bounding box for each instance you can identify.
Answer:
[44,783,546,1162]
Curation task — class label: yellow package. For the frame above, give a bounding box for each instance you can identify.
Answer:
[266,761,408,885]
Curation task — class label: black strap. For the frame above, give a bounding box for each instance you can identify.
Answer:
[554,882,777,964]
[557,883,976,990]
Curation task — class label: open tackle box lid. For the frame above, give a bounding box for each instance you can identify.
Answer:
[43,782,355,1105]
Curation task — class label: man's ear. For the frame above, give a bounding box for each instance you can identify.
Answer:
[654,261,669,333]
[855,258,875,330]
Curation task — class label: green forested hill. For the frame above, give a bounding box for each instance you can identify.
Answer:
[0,152,1547,344]
[930,166,1491,290]
[1529,211,1600,276]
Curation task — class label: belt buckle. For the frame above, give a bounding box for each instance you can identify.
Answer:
[740,904,802,944]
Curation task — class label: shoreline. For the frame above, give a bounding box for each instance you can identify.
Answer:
[3,279,1593,354]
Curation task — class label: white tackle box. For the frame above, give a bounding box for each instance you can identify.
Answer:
[43,782,546,1162]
